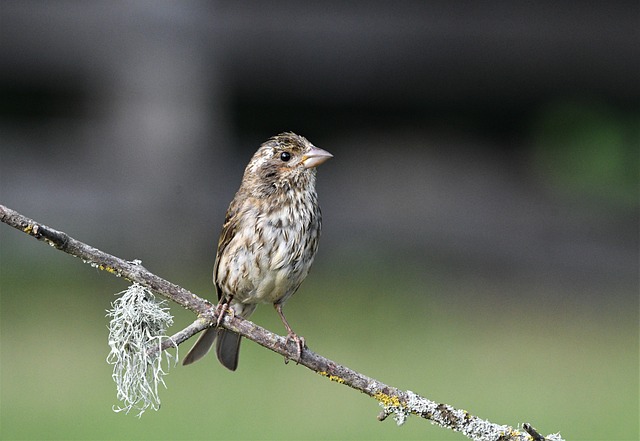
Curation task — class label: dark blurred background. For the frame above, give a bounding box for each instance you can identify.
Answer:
[1,2,638,440]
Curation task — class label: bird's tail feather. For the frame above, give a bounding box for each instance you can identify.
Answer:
[216,329,242,371]
[183,302,253,369]
[182,327,217,366]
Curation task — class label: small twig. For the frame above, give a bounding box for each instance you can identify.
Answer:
[148,318,209,357]
[523,423,546,441]
[0,204,563,441]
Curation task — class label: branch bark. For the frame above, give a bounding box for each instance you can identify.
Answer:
[0,204,563,441]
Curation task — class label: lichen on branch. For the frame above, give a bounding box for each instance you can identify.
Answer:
[106,283,177,416]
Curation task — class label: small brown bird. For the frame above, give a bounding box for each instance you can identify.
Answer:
[183,132,332,370]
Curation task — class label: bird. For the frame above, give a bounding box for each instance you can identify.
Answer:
[183,132,332,371]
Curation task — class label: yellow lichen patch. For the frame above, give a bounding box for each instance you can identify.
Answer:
[374,391,402,408]
[22,224,34,235]
[317,371,346,384]
[98,264,119,275]
[328,375,345,384]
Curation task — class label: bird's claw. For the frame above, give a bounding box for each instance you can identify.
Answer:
[214,300,234,327]
[284,333,306,364]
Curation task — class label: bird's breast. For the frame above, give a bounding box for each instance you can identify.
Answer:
[216,196,320,305]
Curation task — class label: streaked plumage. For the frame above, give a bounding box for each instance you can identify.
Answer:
[183,132,332,370]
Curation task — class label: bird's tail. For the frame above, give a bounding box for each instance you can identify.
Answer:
[182,302,255,370]
[182,327,217,366]
[215,329,242,371]
[182,327,242,371]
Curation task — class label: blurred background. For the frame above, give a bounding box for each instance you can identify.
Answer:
[1,1,638,440]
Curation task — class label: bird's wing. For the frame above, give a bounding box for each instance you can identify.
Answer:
[213,198,240,301]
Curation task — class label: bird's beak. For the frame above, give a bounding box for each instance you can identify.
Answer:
[302,146,333,169]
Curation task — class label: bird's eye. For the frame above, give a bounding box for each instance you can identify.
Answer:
[280,151,291,162]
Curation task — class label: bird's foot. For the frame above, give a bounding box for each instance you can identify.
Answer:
[214,299,234,327]
[284,333,306,365]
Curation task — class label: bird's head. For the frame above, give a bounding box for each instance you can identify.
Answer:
[244,132,332,197]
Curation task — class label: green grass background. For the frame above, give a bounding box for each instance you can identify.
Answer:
[1,237,637,441]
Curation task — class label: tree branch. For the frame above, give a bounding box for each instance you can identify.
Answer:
[0,204,563,441]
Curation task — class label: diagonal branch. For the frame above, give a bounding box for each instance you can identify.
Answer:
[0,204,563,441]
